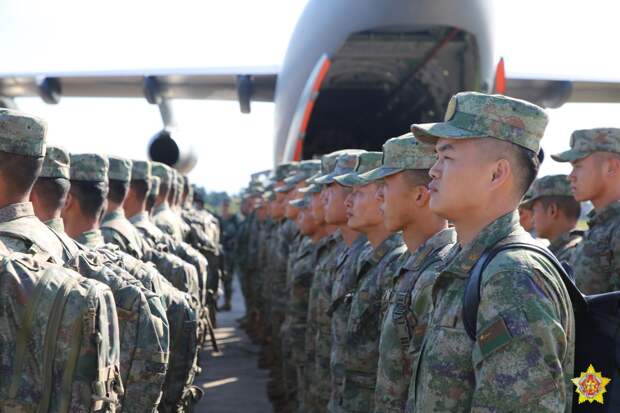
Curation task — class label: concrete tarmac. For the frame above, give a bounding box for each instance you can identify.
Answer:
[195,281,273,413]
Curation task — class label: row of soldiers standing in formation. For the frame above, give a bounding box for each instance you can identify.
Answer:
[0,108,226,412]
[234,91,620,412]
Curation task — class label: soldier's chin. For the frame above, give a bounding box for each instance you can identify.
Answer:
[429,196,449,217]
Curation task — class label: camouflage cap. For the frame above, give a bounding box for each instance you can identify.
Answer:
[132,160,151,181]
[0,109,47,157]
[308,150,354,183]
[411,92,548,153]
[284,160,322,186]
[298,183,322,194]
[151,162,172,186]
[273,162,299,181]
[314,150,366,185]
[334,152,383,187]
[40,145,70,179]
[108,156,132,182]
[359,133,437,181]
[70,153,109,182]
[522,175,573,206]
[289,194,312,209]
[148,176,160,198]
[551,128,620,162]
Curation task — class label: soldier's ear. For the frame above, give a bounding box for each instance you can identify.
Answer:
[489,159,511,190]
[414,185,431,207]
[604,153,620,177]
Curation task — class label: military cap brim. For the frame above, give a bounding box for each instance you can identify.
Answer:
[275,183,296,193]
[313,171,342,185]
[411,122,481,146]
[357,166,404,182]
[298,183,322,194]
[289,197,310,209]
[333,172,370,187]
[550,148,591,163]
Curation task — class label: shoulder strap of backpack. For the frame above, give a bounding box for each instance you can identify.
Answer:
[462,234,585,341]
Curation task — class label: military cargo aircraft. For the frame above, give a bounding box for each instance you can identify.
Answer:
[1,0,619,172]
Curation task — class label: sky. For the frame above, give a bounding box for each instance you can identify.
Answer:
[2,0,620,192]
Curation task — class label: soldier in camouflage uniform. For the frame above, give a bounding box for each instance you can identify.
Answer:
[323,151,402,412]
[522,174,583,263]
[152,162,186,242]
[354,135,455,413]
[408,92,575,412]
[302,180,339,413]
[0,109,75,264]
[304,150,363,412]
[263,162,300,407]
[219,197,240,310]
[552,128,620,293]
[61,152,204,411]
[311,152,371,413]
[100,156,150,259]
[126,161,210,319]
[279,160,322,408]
[285,194,323,412]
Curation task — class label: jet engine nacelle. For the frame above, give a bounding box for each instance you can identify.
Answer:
[148,128,198,173]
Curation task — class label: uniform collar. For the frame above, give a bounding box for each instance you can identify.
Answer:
[444,211,521,278]
[548,228,581,252]
[0,202,35,223]
[153,202,170,215]
[102,209,126,224]
[363,232,403,266]
[76,229,105,248]
[402,227,457,271]
[44,217,65,232]
[588,200,620,228]
[128,211,150,224]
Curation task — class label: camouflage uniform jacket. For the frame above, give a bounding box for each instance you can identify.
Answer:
[101,209,148,259]
[573,201,620,294]
[221,213,241,254]
[374,228,456,413]
[272,219,299,312]
[153,202,184,243]
[314,232,348,405]
[327,234,369,411]
[340,233,406,412]
[0,202,69,264]
[409,212,575,413]
[548,229,583,265]
[285,235,317,366]
[304,231,339,409]
[234,213,253,275]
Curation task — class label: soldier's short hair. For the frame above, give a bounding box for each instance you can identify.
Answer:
[108,179,129,204]
[482,139,541,198]
[70,180,109,219]
[537,195,581,221]
[401,169,431,188]
[130,180,150,201]
[32,177,70,212]
[0,151,43,197]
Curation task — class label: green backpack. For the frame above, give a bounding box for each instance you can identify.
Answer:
[69,250,170,413]
[0,252,122,413]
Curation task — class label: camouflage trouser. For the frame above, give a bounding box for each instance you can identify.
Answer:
[221,251,234,303]
[295,365,305,413]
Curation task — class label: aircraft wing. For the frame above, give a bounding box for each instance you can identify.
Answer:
[504,74,620,109]
[0,66,279,113]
